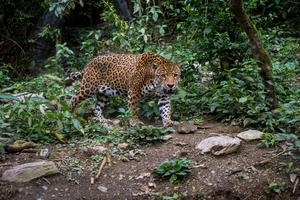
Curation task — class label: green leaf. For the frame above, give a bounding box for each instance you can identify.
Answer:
[152,12,158,22]
[79,0,84,7]
[0,93,18,100]
[72,118,84,133]
[53,132,65,142]
[170,174,178,183]
[203,27,212,35]
[294,140,300,148]
[39,105,46,115]
[239,97,248,103]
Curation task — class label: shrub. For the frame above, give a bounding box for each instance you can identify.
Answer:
[153,157,192,183]
[124,125,173,145]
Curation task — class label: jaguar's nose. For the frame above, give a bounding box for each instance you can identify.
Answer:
[167,84,174,89]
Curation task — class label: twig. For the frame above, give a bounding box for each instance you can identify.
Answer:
[0,33,25,55]
[90,177,95,185]
[21,148,39,153]
[42,177,51,185]
[106,151,112,167]
[253,150,287,166]
[228,169,243,175]
[293,178,299,194]
[192,164,207,169]
[95,156,107,179]
[197,125,212,129]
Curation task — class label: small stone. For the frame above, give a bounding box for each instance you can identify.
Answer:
[39,148,50,158]
[290,174,297,183]
[237,129,263,141]
[175,141,187,146]
[195,130,204,134]
[97,185,108,193]
[176,122,198,134]
[1,160,59,183]
[196,135,241,155]
[119,174,125,180]
[42,185,48,191]
[141,185,150,193]
[120,156,130,162]
[136,172,151,180]
[118,143,129,149]
[148,182,156,188]
[161,134,173,141]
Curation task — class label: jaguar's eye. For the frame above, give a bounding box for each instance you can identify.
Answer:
[161,74,167,79]
[174,73,179,78]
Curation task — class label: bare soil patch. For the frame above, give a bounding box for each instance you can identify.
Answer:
[0,117,299,200]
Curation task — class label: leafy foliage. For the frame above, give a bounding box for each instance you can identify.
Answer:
[124,125,173,145]
[268,181,286,193]
[153,157,192,183]
[0,94,84,142]
[259,133,279,148]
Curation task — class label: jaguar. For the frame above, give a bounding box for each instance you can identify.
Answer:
[62,52,181,126]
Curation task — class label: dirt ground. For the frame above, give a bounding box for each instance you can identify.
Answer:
[0,117,299,200]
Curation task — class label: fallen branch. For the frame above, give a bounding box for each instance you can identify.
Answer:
[253,150,287,166]
[106,151,112,167]
[95,156,107,180]
[21,148,39,153]
[42,177,51,184]
[293,178,298,194]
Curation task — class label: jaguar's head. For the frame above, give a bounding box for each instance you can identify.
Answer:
[154,60,181,94]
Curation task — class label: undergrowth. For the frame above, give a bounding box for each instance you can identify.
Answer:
[0,0,299,159]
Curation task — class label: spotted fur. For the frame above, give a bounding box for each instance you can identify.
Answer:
[64,52,181,126]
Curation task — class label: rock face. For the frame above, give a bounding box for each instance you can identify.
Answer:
[237,130,263,141]
[176,122,198,134]
[196,136,241,155]
[1,160,59,183]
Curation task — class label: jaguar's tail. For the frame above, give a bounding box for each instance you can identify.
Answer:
[60,58,82,86]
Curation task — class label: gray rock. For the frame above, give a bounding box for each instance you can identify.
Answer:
[1,160,59,183]
[161,134,173,141]
[176,122,198,134]
[196,136,241,155]
[237,130,263,141]
[97,185,108,193]
[39,148,50,158]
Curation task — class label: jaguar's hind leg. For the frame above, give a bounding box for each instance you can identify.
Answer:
[70,80,96,112]
[94,94,113,124]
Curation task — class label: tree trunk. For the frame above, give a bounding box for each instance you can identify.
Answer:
[113,0,132,21]
[229,0,278,109]
[30,11,61,75]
